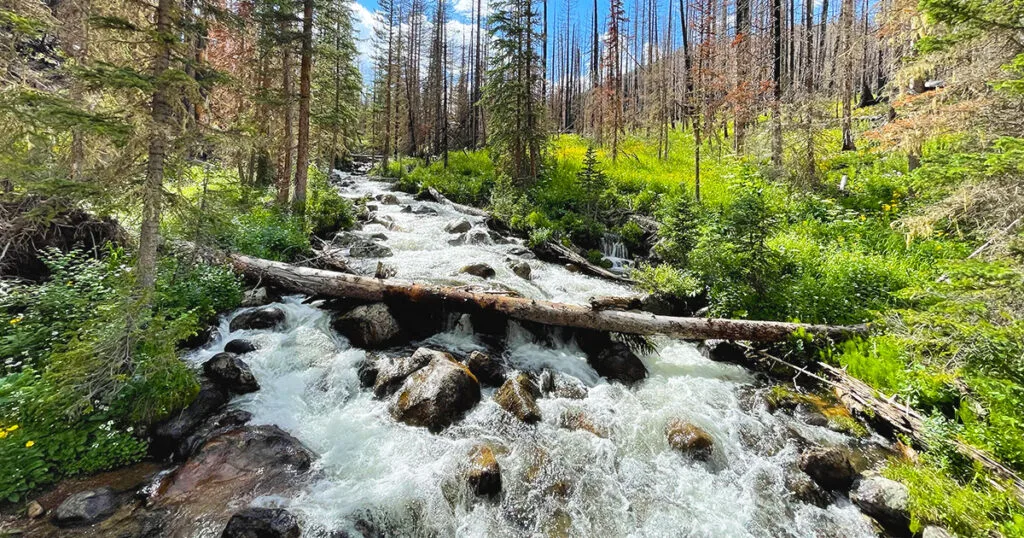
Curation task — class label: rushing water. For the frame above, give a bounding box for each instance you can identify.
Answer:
[186,172,878,537]
[599,233,633,275]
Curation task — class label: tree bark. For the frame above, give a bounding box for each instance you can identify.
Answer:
[138,0,174,293]
[217,250,864,342]
[278,19,294,206]
[293,0,313,215]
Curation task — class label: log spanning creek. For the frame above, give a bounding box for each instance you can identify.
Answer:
[164,171,888,537]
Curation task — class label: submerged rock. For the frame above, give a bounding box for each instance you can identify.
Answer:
[332,303,402,349]
[224,339,257,354]
[372,348,436,398]
[176,409,254,460]
[466,350,506,387]
[466,445,502,497]
[850,475,910,535]
[390,352,481,432]
[784,470,832,508]
[445,218,472,234]
[376,193,400,205]
[560,408,608,438]
[51,487,118,528]
[494,374,542,424]
[348,239,393,258]
[203,353,260,394]
[151,377,229,459]
[230,307,286,332]
[459,263,496,279]
[222,508,301,538]
[587,342,647,385]
[507,259,532,280]
[799,447,857,492]
[665,419,714,461]
[401,205,438,216]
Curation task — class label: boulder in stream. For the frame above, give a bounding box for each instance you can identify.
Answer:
[376,193,400,205]
[390,351,481,432]
[507,259,532,280]
[560,408,608,438]
[849,475,910,535]
[586,342,647,385]
[222,507,301,538]
[241,287,274,307]
[348,239,393,258]
[494,374,542,424]
[449,229,491,246]
[459,263,496,279]
[798,447,857,492]
[230,307,286,332]
[665,419,714,461]
[445,218,472,234]
[203,353,260,394]
[51,487,118,528]
[466,445,502,497]
[332,303,402,349]
[224,339,257,354]
[466,350,506,387]
[150,377,230,459]
[372,348,437,398]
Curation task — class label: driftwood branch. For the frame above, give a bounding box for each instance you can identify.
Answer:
[533,241,634,283]
[218,249,862,342]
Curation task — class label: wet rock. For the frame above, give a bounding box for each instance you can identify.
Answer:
[182,324,217,349]
[466,350,506,387]
[332,303,402,349]
[698,339,749,365]
[549,374,588,399]
[241,287,272,307]
[445,218,472,234]
[51,487,118,527]
[665,419,714,461]
[507,259,531,280]
[222,507,301,538]
[230,307,286,332]
[348,239,393,258]
[376,193,400,205]
[358,355,381,388]
[785,471,832,508]
[459,263,496,279]
[639,294,675,316]
[151,377,229,459]
[449,229,491,246]
[203,353,260,394]
[372,348,436,398]
[494,374,542,424]
[507,245,536,259]
[332,231,362,248]
[587,342,647,385]
[160,425,315,502]
[27,500,45,519]
[401,205,438,216]
[922,526,954,538]
[799,447,857,492]
[487,230,509,244]
[176,409,254,460]
[850,475,910,535]
[560,408,608,438]
[390,351,481,432]
[369,232,388,241]
[224,339,257,354]
[466,445,502,497]
[565,263,581,273]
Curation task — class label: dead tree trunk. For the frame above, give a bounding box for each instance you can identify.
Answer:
[216,250,864,342]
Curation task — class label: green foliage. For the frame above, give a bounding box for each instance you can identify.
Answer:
[632,263,701,299]
[0,249,242,502]
[306,167,355,238]
[227,207,311,262]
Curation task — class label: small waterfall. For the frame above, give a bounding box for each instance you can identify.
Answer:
[600,233,633,274]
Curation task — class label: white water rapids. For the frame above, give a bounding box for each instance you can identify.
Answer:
[186,172,879,537]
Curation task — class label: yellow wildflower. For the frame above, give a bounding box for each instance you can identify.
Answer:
[6,425,17,432]
[24,440,34,448]
[9,316,22,325]
[0,431,7,439]
[882,204,891,212]
[859,215,866,221]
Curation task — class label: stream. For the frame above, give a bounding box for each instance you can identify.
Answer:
[185,172,880,537]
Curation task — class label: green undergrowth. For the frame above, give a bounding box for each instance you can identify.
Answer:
[0,248,242,503]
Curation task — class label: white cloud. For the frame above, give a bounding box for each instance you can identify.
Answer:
[352,1,378,79]
[453,0,491,20]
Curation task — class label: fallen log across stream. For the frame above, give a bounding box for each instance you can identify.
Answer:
[211,248,864,342]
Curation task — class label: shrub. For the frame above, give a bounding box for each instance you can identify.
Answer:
[306,167,355,239]
[227,207,310,262]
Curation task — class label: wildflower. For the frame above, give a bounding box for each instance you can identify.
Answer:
[882,204,891,211]
[859,215,866,221]
[0,431,7,439]
[25,440,34,448]
[9,316,22,325]
[6,425,17,432]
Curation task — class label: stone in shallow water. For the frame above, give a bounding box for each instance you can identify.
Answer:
[494,374,542,424]
[203,352,260,394]
[372,349,435,398]
[587,342,647,385]
[224,339,257,354]
[389,352,481,432]
[850,475,910,535]
[51,488,118,528]
[507,259,531,280]
[332,303,402,349]
[665,419,714,461]
[348,239,393,258]
[151,377,229,459]
[230,306,286,332]
[466,445,501,497]
[799,447,857,492]
[466,350,506,387]
[459,263,496,279]
[222,507,301,538]
[445,218,472,234]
